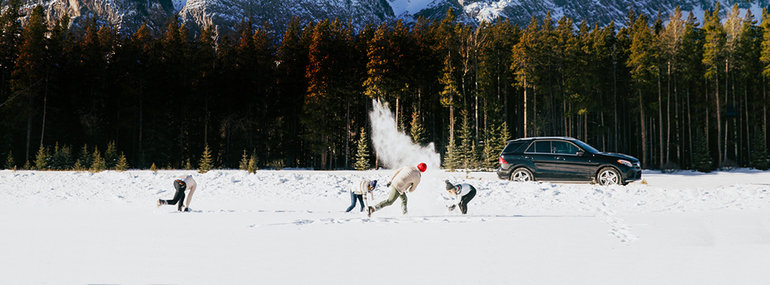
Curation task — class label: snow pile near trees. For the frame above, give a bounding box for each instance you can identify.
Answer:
[368,99,440,170]
[1,169,770,284]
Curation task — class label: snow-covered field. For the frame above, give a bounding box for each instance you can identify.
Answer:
[1,168,769,284]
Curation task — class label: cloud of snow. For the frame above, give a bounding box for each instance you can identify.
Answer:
[368,99,450,215]
[369,99,440,170]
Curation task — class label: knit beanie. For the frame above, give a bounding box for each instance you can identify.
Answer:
[369,180,378,188]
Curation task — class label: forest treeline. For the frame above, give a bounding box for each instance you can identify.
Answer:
[1,1,770,171]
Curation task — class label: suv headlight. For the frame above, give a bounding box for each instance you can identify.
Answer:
[617,159,633,167]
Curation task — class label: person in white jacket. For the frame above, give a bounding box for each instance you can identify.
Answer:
[157,174,198,212]
[345,180,377,212]
[368,162,426,217]
[444,180,476,214]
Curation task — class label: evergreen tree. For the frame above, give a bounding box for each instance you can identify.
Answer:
[185,159,192,170]
[409,109,426,145]
[90,148,106,172]
[692,128,713,172]
[247,154,257,174]
[5,150,15,170]
[443,134,460,170]
[73,159,84,171]
[78,145,92,170]
[199,144,213,173]
[239,150,249,170]
[34,145,49,170]
[150,163,158,172]
[23,160,31,170]
[354,128,371,170]
[703,3,726,167]
[751,127,769,170]
[116,153,129,171]
[51,143,73,170]
[459,112,474,169]
[104,141,118,169]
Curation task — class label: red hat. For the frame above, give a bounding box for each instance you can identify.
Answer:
[417,163,427,172]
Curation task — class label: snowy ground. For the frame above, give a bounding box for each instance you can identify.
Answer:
[1,168,769,284]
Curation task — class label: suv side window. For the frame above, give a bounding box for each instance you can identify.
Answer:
[531,141,551,153]
[552,141,581,155]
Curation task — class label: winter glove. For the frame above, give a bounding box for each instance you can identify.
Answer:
[448,204,456,212]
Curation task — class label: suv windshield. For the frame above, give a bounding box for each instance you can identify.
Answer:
[572,140,600,154]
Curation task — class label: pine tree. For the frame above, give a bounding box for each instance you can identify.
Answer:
[78,145,92,170]
[51,143,73,170]
[90,147,106,172]
[703,3,726,167]
[184,159,192,170]
[34,145,49,170]
[409,109,426,145]
[751,127,769,170]
[150,163,158,172]
[116,153,129,171]
[459,113,474,169]
[104,141,118,169]
[23,160,31,170]
[239,150,249,170]
[444,134,460,171]
[692,128,713,172]
[6,150,15,170]
[73,159,84,171]
[247,154,257,174]
[354,128,371,170]
[199,144,213,173]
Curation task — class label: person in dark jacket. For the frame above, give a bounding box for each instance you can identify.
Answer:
[444,180,476,215]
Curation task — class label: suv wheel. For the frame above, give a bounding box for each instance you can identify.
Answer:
[597,167,621,186]
[510,168,534,182]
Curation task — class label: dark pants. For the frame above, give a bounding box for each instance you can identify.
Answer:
[164,180,187,211]
[345,191,365,212]
[458,187,476,214]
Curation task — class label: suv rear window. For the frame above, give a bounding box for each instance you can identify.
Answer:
[526,140,552,153]
[502,141,526,153]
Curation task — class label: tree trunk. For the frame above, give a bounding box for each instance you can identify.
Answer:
[715,68,722,167]
[687,87,693,168]
[639,89,647,168]
[658,73,663,169]
[745,84,750,164]
[345,100,350,169]
[39,79,47,149]
[613,58,618,152]
[666,61,671,165]
[523,77,527,138]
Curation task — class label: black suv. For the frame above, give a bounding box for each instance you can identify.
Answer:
[496,137,641,185]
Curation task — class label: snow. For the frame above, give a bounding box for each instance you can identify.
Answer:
[1,168,769,284]
[172,0,188,12]
[388,0,434,17]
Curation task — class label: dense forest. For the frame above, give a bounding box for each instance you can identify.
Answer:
[1,1,769,171]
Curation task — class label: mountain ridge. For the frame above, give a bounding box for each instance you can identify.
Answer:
[4,0,769,34]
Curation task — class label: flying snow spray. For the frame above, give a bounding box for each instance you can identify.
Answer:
[368,99,452,215]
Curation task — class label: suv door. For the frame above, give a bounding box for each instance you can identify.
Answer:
[550,140,589,180]
[523,140,555,178]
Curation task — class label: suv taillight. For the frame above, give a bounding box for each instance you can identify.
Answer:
[499,156,508,165]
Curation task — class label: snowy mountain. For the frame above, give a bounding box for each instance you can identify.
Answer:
[5,0,770,33]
